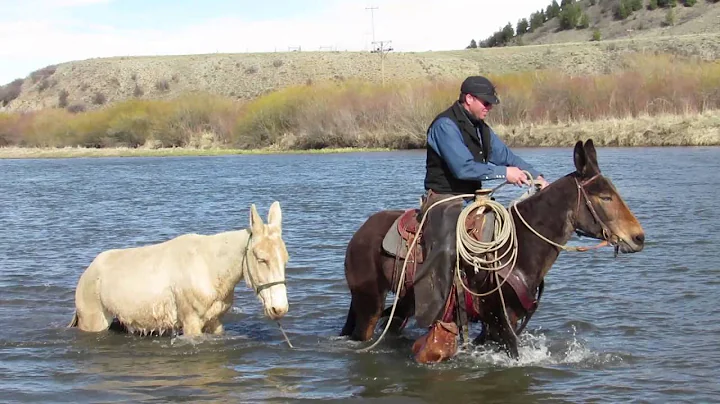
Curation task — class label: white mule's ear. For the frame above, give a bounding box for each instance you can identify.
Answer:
[250,203,264,233]
[268,201,282,230]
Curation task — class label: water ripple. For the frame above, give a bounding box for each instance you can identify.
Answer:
[1,148,720,402]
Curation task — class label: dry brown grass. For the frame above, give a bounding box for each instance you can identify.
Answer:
[498,110,720,147]
[2,33,720,114]
[1,110,716,159]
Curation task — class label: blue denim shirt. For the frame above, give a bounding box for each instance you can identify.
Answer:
[427,117,541,183]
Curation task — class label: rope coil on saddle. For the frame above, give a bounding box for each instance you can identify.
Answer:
[452,173,537,343]
[455,173,536,296]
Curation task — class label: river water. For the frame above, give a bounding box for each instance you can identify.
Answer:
[1,147,718,403]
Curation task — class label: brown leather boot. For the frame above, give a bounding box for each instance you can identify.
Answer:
[412,321,459,364]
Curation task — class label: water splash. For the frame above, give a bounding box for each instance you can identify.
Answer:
[461,326,619,368]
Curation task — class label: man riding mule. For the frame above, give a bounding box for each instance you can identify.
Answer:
[340,76,645,364]
[341,138,645,364]
[412,76,549,361]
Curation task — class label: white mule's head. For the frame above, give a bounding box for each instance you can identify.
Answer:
[246,201,289,320]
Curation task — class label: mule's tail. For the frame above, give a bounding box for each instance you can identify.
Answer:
[68,312,78,328]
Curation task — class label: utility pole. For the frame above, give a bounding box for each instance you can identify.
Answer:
[371,40,393,87]
[366,5,392,86]
[366,5,378,45]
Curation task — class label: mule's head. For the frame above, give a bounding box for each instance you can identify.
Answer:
[572,139,645,253]
[247,201,289,320]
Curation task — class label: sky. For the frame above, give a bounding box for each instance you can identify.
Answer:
[0,0,552,84]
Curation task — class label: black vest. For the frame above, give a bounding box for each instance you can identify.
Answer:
[424,101,493,194]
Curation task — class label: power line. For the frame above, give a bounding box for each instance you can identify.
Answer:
[365,5,378,45]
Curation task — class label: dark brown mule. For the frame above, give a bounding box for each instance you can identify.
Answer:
[340,139,645,361]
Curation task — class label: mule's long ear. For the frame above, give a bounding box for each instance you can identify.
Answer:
[250,203,264,234]
[583,139,599,172]
[268,201,282,231]
[573,140,586,175]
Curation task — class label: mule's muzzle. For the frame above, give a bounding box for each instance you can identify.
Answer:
[618,232,645,253]
[267,305,288,320]
[258,282,288,320]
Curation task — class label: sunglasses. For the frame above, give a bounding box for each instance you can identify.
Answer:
[470,95,492,108]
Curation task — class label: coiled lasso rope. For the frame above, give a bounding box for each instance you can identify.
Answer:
[455,175,536,295]
[454,172,536,341]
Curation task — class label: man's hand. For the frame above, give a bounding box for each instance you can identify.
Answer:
[506,166,529,186]
[535,175,550,189]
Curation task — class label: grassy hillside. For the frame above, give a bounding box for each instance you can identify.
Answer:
[2,32,720,114]
[1,52,718,151]
[478,0,720,46]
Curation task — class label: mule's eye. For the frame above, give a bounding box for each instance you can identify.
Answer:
[599,195,613,201]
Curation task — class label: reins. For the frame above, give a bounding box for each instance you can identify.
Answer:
[510,174,610,253]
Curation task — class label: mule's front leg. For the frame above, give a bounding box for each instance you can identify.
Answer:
[205,318,224,335]
[500,312,520,359]
[202,300,230,335]
[181,316,205,336]
[502,329,519,359]
[472,322,488,345]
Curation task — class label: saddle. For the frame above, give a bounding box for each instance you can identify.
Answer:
[381,209,425,264]
[381,206,495,262]
[381,205,496,297]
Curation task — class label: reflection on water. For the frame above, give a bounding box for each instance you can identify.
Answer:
[1,148,720,402]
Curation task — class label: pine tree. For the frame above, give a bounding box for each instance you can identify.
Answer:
[516,18,530,35]
[578,13,590,29]
[547,0,561,19]
[559,3,582,29]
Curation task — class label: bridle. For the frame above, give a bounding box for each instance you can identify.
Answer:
[573,173,620,252]
[243,235,286,295]
[511,173,618,253]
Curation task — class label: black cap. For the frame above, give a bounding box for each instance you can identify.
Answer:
[460,76,500,105]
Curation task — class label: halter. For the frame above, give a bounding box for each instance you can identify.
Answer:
[243,234,286,295]
[573,173,617,249]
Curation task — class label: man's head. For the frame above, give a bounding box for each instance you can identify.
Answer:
[459,76,499,121]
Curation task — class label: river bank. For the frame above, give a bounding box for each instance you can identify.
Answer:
[0,146,394,159]
[2,110,717,159]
